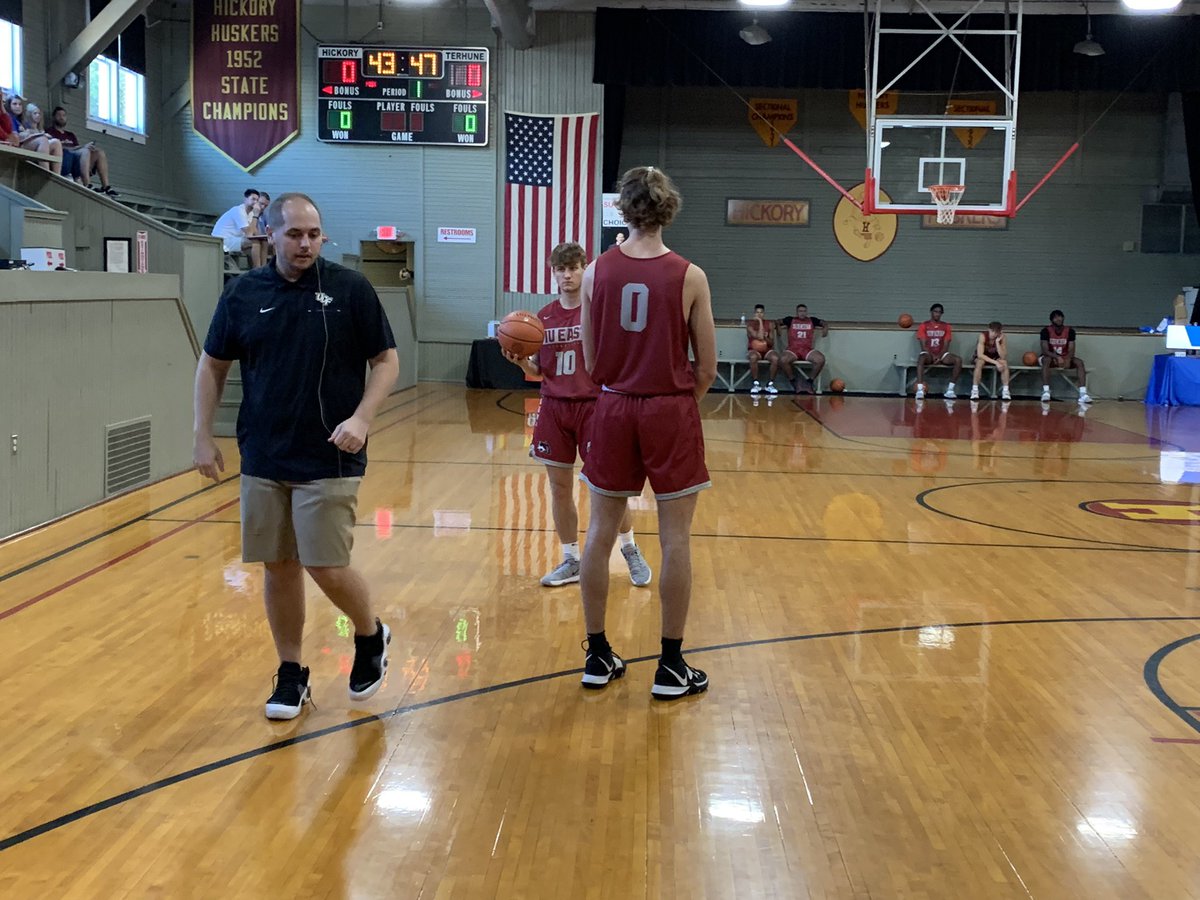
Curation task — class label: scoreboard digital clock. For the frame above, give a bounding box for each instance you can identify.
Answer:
[316,45,489,147]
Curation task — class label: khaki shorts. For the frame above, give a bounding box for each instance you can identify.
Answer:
[240,475,362,567]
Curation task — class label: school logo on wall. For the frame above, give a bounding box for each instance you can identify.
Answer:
[191,0,300,170]
[1082,499,1200,526]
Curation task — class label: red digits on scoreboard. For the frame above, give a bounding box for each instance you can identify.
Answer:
[341,60,357,84]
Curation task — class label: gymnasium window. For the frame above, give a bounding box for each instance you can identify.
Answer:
[86,0,147,142]
[87,53,146,139]
[0,18,21,97]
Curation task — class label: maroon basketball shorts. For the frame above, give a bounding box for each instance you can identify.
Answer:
[581,392,711,500]
[530,396,595,467]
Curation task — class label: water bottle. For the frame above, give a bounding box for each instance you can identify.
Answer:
[740,314,746,326]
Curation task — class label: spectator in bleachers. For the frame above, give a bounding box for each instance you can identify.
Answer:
[0,103,19,147]
[256,192,271,234]
[212,188,266,267]
[3,95,63,174]
[47,106,118,196]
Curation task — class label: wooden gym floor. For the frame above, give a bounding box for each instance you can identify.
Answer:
[2,384,1199,898]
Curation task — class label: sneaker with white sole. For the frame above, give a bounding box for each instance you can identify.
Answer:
[581,642,626,689]
[969,386,980,400]
[1077,391,1092,405]
[265,663,311,720]
[1001,387,1012,401]
[944,388,957,400]
[765,383,778,395]
[621,544,652,586]
[541,557,581,587]
[915,385,926,400]
[651,660,710,700]
[750,381,762,395]
[348,619,390,701]
[1041,387,1051,402]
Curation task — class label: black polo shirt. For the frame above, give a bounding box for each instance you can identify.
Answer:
[203,257,396,481]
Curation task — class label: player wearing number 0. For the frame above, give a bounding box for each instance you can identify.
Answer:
[579,165,718,700]
[502,242,651,589]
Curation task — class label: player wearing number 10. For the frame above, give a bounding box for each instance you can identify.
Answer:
[501,242,651,589]
[579,166,718,700]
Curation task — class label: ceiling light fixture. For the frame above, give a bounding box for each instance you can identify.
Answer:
[1073,3,1104,56]
[740,0,789,7]
[1121,0,1181,10]
[739,20,772,45]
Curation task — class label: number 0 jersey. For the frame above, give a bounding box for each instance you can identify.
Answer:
[589,246,695,396]
[536,299,600,400]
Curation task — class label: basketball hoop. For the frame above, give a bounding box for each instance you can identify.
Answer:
[930,185,965,225]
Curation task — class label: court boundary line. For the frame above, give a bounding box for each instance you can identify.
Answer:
[1144,634,1200,740]
[3,613,1200,854]
[140,516,1200,555]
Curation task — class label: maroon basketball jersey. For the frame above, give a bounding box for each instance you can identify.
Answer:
[589,247,695,396]
[787,317,818,355]
[1046,324,1070,357]
[981,331,1000,358]
[536,299,599,400]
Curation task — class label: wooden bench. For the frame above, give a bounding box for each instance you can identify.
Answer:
[714,358,824,394]
[894,360,1081,398]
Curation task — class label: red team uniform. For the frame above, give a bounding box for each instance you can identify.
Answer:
[747,319,775,350]
[785,316,824,360]
[530,300,600,467]
[976,331,1001,361]
[918,320,953,360]
[581,248,711,499]
[1040,323,1075,362]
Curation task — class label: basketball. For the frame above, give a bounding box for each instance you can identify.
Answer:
[898,313,914,328]
[497,311,544,358]
[750,339,770,354]
[1023,351,1038,366]
[830,378,846,393]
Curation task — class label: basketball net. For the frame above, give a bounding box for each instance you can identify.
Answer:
[930,185,965,225]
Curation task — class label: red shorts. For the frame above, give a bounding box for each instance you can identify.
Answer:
[530,396,594,467]
[580,392,711,500]
[786,346,817,362]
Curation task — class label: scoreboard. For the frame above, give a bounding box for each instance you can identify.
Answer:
[316,45,489,147]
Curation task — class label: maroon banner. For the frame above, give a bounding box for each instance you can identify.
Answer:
[191,0,299,171]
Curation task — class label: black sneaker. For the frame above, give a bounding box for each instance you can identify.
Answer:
[651,660,709,700]
[580,640,626,689]
[265,664,311,720]
[349,619,391,701]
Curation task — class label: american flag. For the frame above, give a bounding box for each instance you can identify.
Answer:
[504,112,599,294]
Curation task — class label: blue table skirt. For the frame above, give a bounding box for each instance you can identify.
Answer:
[1145,354,1200,406]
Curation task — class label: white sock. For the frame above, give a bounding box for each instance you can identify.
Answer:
[948,382,955,390]
[1042,384,1050,391]
[563,541,580,561]
[1079,386,1089,395]
[618,530,635,548]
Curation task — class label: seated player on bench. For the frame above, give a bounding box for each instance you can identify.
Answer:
[1039,309,1092,405]
[970,321,1011,401]
[914,303,962,400]
[746,304,779,395]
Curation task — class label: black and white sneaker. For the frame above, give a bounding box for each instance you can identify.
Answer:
[348,619,391,701]
[580,642,626,689]
[265,663,311,720]
[651,660,709,700]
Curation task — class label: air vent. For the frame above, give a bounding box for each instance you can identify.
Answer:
[105,417,152,495]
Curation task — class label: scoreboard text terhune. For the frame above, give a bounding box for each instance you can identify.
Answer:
[316,45,489,147]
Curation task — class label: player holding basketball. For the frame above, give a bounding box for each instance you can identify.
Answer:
[1040,309,1092,404]
[578,165,717,700]
[915,303,962,399]
[970,320,1011,401]
[502,242,651,588]
[778,303,828,394]
[746,303,779,395]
